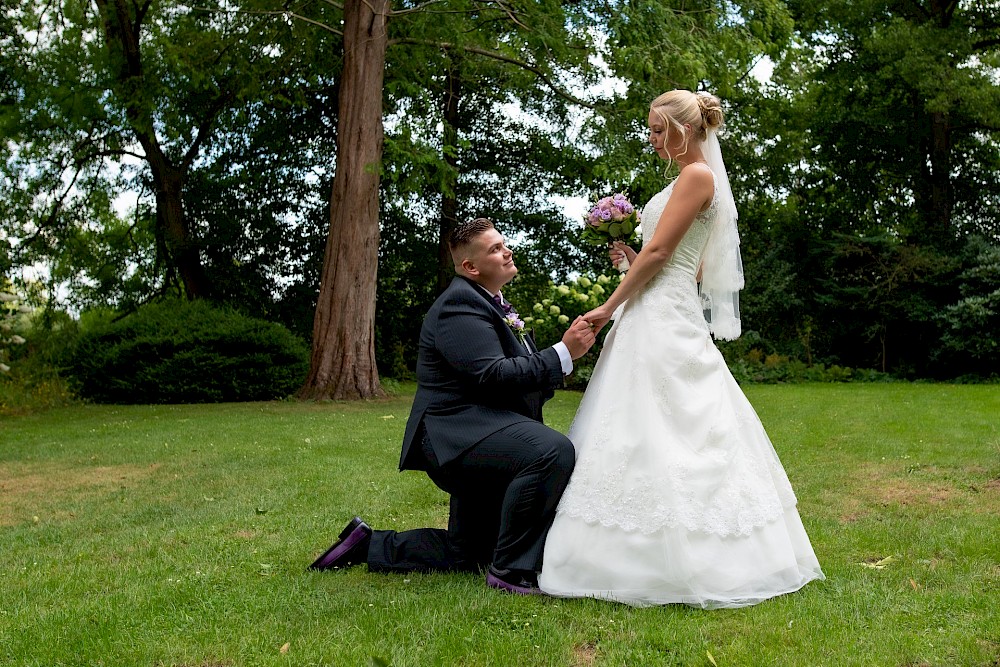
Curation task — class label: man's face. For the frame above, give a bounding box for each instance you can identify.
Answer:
[465,228,517,291]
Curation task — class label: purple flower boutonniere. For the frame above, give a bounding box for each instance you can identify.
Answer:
[499,301,527,344]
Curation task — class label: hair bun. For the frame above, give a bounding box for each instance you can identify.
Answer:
[696,91,724,130]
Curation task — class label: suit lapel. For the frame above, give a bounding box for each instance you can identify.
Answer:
[454,276,532,354]
[524,330,538,354]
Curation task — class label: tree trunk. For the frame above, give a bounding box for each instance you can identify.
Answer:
[298,0,389,400]
[926,110,953,247]
[95,0,209,299]
[152,165,206,299]
[436,63,462,293]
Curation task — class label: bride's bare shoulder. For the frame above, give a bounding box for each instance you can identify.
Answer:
[674,163,714,200]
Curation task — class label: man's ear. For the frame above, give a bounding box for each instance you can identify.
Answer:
[461,259,478,276]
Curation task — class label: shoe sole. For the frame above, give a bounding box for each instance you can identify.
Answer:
[486,572,541,596]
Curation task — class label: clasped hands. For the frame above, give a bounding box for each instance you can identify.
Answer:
[562,310,614,360]
[562,316,598,360]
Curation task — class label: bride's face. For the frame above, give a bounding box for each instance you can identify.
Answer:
[647,110,668,158]
[648,110,689,160]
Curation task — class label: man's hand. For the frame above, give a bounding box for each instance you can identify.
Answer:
[562,316,597,360]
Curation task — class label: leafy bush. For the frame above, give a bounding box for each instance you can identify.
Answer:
[0,290,78,415]
[934,237,1000,378]
[719,335,893,384]
[523,273,622,389]
[68,300,309,403]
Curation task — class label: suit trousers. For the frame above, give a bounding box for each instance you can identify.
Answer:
[367,420,575,573]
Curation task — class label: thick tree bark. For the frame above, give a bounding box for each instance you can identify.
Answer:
[436,63,462,293]
[298,0,389,400]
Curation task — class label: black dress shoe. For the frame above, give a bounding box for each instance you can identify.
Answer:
[309,517,372,570]
[485,565,542,595]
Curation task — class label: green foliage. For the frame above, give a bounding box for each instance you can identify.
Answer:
[0,285,29,374]
[935,237,1000,376]
[717,0,1000,380]
[4,0,997,388]
[67,300,309,404]
[0,287,77,415]
[374,205,440,379]
[719,333,893,384]
[2,0,342,309]
[520,273,621,388]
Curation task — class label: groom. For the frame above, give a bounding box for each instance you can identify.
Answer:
[310,217,597,594]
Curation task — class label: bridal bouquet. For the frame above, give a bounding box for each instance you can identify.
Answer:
[582,193,640,271]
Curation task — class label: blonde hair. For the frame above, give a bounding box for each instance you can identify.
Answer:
[649,90,724,161]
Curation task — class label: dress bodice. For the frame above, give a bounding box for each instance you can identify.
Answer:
[640,174,719,277]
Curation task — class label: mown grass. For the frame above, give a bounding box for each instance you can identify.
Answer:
[1,383,998,666]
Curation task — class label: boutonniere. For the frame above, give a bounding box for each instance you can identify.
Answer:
[499,302,527,344]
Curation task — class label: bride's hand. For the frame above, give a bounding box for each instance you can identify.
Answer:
[609,242,637,268]
[583,305,613,335]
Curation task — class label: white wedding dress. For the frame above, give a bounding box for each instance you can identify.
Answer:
[539,178,824,608]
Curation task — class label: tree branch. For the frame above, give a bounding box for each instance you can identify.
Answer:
[902,0,931,21]
[80,148,148,161]
[481,0,530,31]
[16,161,85,259]
[734,54,765,88]
[972,36,1000,50]
[388,0,447,16]
[182,93,233,169]
[185,4,345,36]
[942,0,960,24]
[389,38,599,109]
[133,0,153,37]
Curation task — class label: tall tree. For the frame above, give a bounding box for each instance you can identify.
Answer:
[299,0,794,399]
[297,0,389,400]
[298,0,600,399]
[2,0,331,304]
[698,0,1000,375]
[782,0,1000,246]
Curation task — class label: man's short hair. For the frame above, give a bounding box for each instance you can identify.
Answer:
[448,217,495,254]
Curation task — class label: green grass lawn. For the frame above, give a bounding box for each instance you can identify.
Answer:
[1,383,998,666]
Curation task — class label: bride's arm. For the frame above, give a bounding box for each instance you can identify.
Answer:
[585,165,714,332]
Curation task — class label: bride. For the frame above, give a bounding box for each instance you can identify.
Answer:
[538,90,824,608]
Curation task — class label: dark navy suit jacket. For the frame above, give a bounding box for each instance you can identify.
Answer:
[399,276,565,471]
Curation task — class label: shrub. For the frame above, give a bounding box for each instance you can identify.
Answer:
[934,237,1000,378]
[722,343,892,384]
[523,273,622,389]
[0,291,79,415]
[68,300,309,403]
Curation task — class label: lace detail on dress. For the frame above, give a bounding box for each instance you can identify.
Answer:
[558,401,797,537]
[640,177,720,260]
